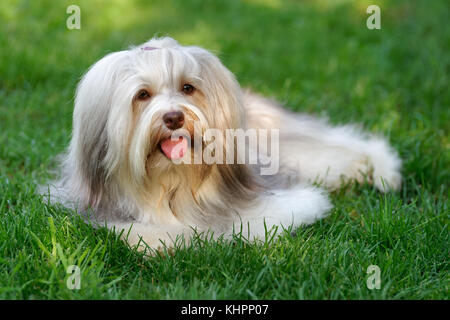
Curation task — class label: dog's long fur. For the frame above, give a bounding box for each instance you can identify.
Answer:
[44,37,401,250]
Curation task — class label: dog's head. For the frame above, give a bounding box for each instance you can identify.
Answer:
[67,37,256,212]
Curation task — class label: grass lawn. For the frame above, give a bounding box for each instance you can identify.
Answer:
[0,0,448,299]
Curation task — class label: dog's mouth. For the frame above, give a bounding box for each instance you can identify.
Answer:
[158,136,189,160]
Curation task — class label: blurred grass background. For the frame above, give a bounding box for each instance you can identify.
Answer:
[0,0,448,299]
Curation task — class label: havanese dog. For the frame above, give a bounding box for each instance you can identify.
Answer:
[43,37,401,252]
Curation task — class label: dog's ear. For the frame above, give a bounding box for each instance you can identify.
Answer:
[187,47,245,131]
[186,47,262,202]
[65,51,129,208]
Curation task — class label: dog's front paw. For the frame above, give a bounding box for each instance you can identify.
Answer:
[109,222,190,254]
[264,186,333,227]
[127,232,174,253]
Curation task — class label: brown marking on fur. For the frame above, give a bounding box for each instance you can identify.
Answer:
[190,188,201,208]
[167,187,179,217]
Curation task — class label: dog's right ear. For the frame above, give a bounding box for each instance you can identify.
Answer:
[64,51,129,209]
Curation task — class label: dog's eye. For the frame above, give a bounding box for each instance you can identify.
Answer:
[136,89,151,101]
[182,84,195,95]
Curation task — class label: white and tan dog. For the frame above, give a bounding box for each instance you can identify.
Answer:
[44,37,401,251]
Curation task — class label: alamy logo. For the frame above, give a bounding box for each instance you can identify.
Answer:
[366,265,381,290]
[366,5,381,30]
[66,5,81,30]
[66,265,81,290]
[167,123,280,175]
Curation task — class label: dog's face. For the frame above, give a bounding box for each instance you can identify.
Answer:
[69,37,249,207]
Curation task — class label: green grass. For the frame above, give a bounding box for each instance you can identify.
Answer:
[0,0,448,299]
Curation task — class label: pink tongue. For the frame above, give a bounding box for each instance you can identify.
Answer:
[160,137,188,160]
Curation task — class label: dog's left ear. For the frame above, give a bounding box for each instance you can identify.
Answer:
[186,47,262,201]
[187,47,245,130]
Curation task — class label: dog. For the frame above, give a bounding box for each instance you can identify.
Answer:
[44,37,401,251]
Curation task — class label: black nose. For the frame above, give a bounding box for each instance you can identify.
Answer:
[163,111,185,130]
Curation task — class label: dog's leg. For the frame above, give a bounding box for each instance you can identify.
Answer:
[244,91,402,191]
[233,185,332,240]
[278,123,402,191]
